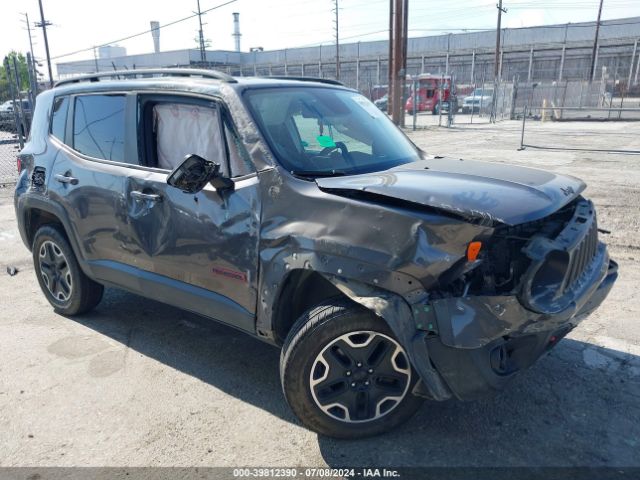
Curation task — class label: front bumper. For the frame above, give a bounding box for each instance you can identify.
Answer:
[415,253,617,401]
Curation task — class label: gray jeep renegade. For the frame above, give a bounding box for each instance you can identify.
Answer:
[14,69,617,438]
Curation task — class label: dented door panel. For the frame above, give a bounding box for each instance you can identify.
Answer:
[122,169,261,318]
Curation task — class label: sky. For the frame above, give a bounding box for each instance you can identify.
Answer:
[1,0,639,80]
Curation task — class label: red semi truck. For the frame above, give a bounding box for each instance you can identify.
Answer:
[405,74,457,115]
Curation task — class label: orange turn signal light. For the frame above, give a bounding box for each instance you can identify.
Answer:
[467,241,482,262]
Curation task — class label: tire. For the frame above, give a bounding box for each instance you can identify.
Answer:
[280,299,424,438]
[32,225,104,315]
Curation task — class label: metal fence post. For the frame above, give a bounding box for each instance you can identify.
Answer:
[448,74,455,127]
[438,78,444,127]
[470,50,475,84]
[635,40,640,85]
[11,55,29,138]
[4,58,25,149]
[355,42,360,91]
[412,78,417,131]
[284,49,288,76]
[470,83,476,124]
[628,38,638,88]
[518,106,527,150]
[510,75,518,120]
[26,52,37,109]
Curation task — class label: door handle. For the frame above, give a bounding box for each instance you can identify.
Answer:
[130,190,162,202]
[54,174,79,185]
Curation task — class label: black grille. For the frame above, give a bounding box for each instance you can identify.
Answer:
[564,219,599,291]
[519,198,601,314]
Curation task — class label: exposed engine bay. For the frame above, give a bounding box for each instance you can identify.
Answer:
[432,197,599,310]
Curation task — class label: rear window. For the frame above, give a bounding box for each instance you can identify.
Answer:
[73,95,126,162]
[50,96,69,142]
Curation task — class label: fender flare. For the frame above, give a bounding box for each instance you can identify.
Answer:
[17,194,92,277]
[320,274,452,401]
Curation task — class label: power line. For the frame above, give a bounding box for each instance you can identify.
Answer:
[51,0,237,61]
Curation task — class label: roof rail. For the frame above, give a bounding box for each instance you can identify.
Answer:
[262,76,344,86]
[54,68,237,88]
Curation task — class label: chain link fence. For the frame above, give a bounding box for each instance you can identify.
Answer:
[0,133,20,186]
[2,54,33,186]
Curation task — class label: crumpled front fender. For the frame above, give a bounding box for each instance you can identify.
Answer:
[321,275,452,401]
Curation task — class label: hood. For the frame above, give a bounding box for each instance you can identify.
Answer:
[315,157,585,226]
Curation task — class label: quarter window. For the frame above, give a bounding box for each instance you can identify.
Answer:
[73,95,126,162]
[50,96,69,142]
[224,122,254,177]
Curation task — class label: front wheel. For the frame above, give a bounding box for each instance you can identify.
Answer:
[280,300,423,438]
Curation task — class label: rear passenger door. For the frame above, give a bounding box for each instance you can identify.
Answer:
[120,93,261,332]
[48,92,139,267]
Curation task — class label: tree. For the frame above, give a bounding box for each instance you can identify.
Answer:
[0,51,30,102]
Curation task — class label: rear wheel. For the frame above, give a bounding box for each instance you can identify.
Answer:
[280,299,423,438]
[32,225,103,315]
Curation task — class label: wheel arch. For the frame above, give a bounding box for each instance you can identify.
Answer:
[269,268,451,400]
[306,274,452,401]
[272,269,347,345]
[18,195,91,277]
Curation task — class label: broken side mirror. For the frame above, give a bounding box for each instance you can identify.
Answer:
[167,154,234,194]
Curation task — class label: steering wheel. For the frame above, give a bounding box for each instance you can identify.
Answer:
[318,141,356,167]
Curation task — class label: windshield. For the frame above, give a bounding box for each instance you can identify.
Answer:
[472,88,493,96]
[244,87,420,176]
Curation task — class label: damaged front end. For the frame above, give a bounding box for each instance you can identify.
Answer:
[418,196,618,400]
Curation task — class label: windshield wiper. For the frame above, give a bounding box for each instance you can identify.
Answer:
[290,169,349,178]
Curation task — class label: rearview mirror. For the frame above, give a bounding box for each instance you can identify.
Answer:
[167,154,233,193]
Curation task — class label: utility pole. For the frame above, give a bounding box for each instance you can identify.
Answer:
[388,0,408,126]
[491,0,507,122]
[22,13,36,70]
[36,0,53,88]
[589,0,604,82]
[22,13,38,99]
[333,0,340,80]
[196,0,206,64]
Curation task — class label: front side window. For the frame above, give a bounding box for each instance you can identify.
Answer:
[73,95,126,162]
[152,103,225,173]
[244,87,420,176]
[50,96,69,142]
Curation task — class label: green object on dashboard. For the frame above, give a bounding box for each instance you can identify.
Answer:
[316,135,336,148]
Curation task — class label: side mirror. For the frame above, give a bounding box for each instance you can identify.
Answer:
[167,154,233,193]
